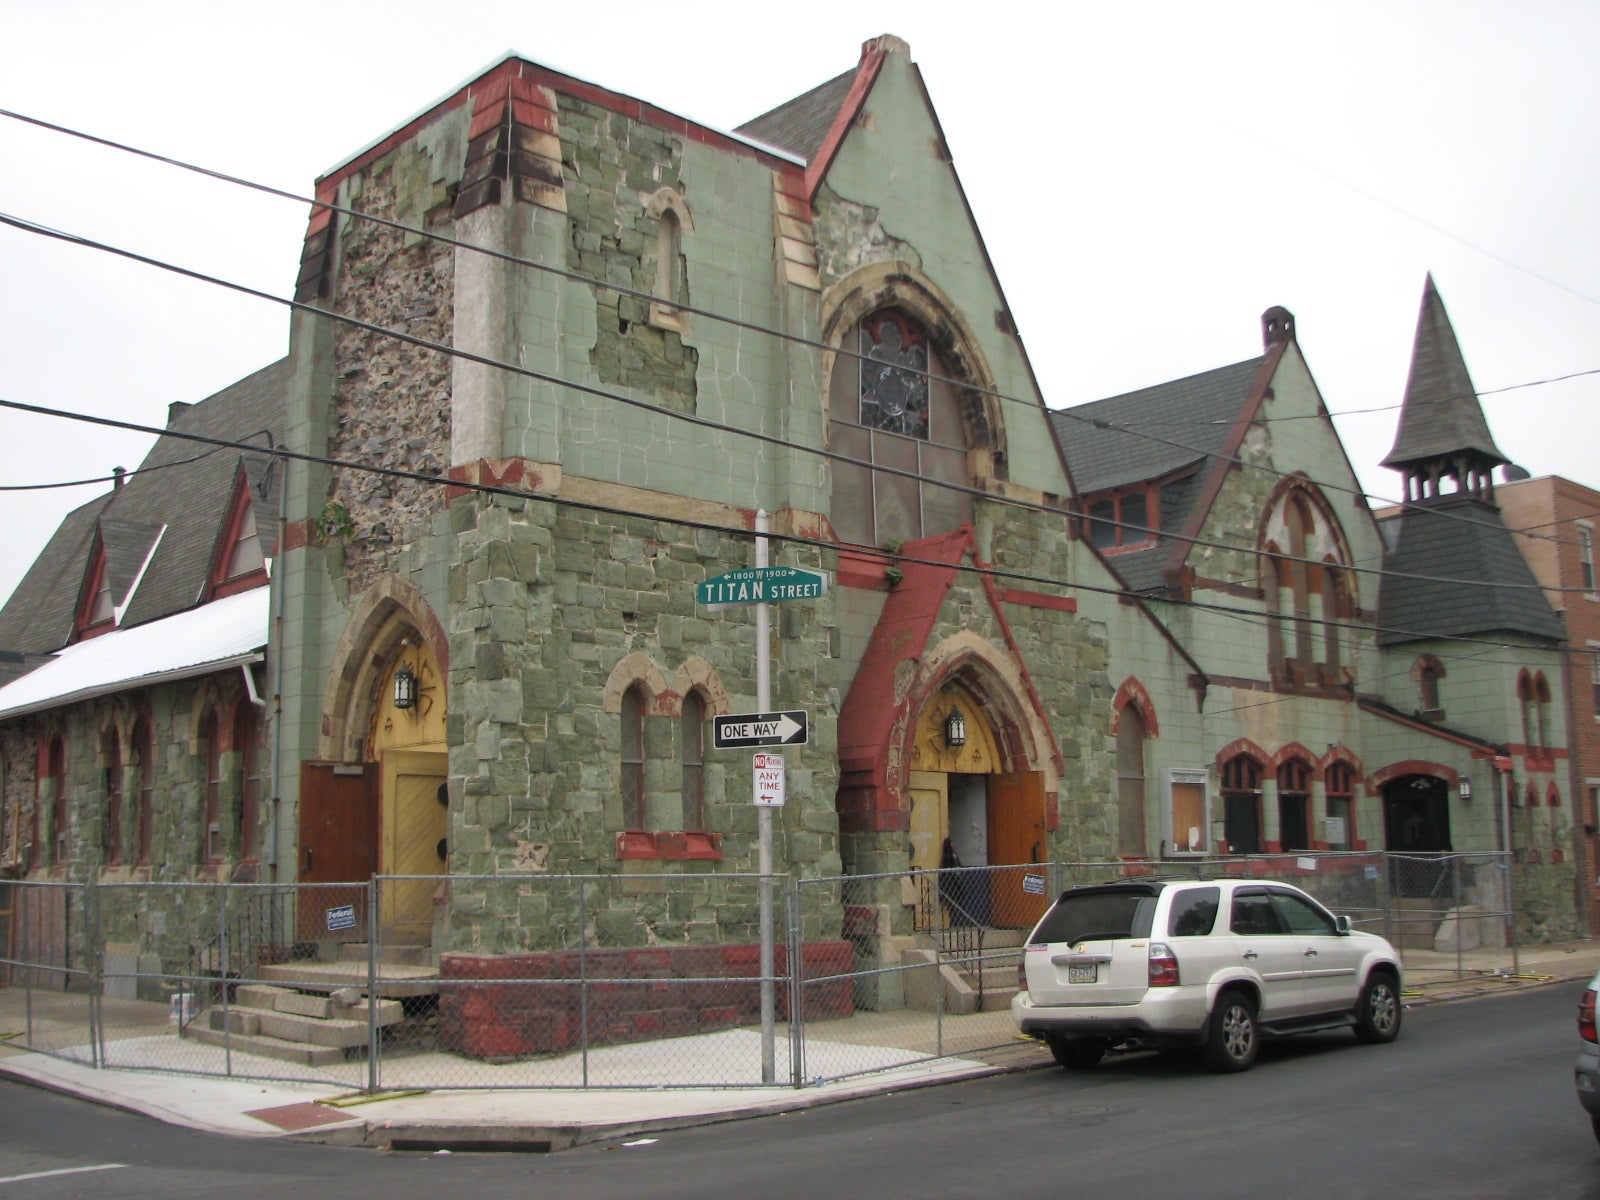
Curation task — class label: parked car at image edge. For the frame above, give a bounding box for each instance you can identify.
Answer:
[1012,878,1404,1072]
[1574,971,1600,1143]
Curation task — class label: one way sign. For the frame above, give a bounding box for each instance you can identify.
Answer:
[713,710,809,749]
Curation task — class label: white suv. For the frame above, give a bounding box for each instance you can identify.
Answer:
[1012,878,1403,1072]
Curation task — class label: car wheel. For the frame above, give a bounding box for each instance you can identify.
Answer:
[1353,971,1402,1044]
[1048,1036,1105,1070]
[1203,990,1258,1073]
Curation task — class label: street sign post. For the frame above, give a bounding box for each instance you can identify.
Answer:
[713,710,808,749]
[697,565,829,608]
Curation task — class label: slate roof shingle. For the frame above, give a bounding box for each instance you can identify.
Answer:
[0,359,288,664]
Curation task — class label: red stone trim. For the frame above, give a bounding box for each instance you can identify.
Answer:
[1110,678,1160,738]
[614,830,723,861]
[999,588,1078,613]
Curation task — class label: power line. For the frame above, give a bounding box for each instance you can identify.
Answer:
[3,391,1587,668]
[4,105,1588,559]
[5,207,1591,604]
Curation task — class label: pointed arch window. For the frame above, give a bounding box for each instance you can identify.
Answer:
[1115,706,1148,857]
[200,709,223,863]
[682,690,706,831]
[1221,754,1262,855]
[133,715,154,866]
[621,684,646,830]
[103,729,123,865]
[1262,483,1354,689]
[1277,758,1312,852]
[47,736,67,867]
[830,308,972,548]
[1325,760,1356,850]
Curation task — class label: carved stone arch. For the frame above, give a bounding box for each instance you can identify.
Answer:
[319,574,449,761]
[900,629,1058,799]
[1272,742,1316,772]
[604,651,671,715]
[1110,677,1159,738]
[1318,745,1363,783]
[819,261,1006,474]
[1257,473,1355,571]
[643,186,694,231]
[1215,738,1269,773]
[671,656,731,718]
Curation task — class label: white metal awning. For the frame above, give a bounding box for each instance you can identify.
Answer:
[0,587,270,719]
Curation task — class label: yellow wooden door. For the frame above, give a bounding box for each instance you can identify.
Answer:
[380,749,448,945]
[905,771,948,909]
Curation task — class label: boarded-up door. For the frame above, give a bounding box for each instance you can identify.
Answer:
[986,770,1048,928]
[298,762,378,942]
[380,749,448,945]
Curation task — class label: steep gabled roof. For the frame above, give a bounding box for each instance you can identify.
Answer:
[0,359,288,666]
[1375,496,1565,645]
[1053,357,1264,495]
[1050,355,1270,593]
[1382,275,1506,472]
[735,69,856,161]
[0,493,111,655]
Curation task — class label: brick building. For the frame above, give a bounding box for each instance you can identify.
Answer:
[1498,474,1600,932]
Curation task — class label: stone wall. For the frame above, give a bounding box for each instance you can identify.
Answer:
[559,98,698,413]
[325,159,456,598]
[441,491,846,955]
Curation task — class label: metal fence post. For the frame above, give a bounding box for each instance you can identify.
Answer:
[786,875,804,1088]
[87,879,103,1069]
[579,877,589,1089]
[367,877,380,1093]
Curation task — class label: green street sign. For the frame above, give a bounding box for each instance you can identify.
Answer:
[697,565,829,608]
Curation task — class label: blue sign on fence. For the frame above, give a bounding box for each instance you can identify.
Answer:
[326,904,357,931]
[1022,873,1046,895]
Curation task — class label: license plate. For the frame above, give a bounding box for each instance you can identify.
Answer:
[1067,963,1097,984]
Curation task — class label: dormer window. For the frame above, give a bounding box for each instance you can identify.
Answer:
[73,540,116,642]
[1085,488,1156,552]
[209,467,270,599]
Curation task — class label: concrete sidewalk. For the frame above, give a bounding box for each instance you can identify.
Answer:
[3,940,1597,1152]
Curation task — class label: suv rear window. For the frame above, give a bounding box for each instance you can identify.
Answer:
[1031,886,1158,945]
[1166,886,1221,937]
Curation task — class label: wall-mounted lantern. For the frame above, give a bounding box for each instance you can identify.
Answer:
[943,707,967,749]
[1458,778,1473,801]
[393,662,417,710]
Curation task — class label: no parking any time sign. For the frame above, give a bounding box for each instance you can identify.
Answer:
[753,752,786,807]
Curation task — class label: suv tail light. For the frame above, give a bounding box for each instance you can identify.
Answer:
[1148,941,1180,988]
[1580,988,1597,1044]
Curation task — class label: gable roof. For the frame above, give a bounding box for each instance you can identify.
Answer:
[0,358,288,667]
[1376,495,1565,646]
[735,69,856,160]
[1050,356,1268,593]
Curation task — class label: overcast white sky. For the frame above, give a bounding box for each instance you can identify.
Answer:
[1,0,1596,614]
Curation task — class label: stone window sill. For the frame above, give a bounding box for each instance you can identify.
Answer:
[616,830,723,860]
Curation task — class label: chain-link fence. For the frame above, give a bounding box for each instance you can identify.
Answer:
[0,852,1518,1090]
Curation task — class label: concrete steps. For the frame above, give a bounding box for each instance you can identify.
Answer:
[904,927,1027,1014]
[185,983,407,1067]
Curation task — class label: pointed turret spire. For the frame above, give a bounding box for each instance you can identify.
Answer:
[1381,275,1507,502]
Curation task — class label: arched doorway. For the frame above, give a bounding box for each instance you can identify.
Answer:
[905,688,1047,930]
[1384,774,1452,852]
[303,584,449,949]
[371,639,447,945]
[1384,773,1453,900]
